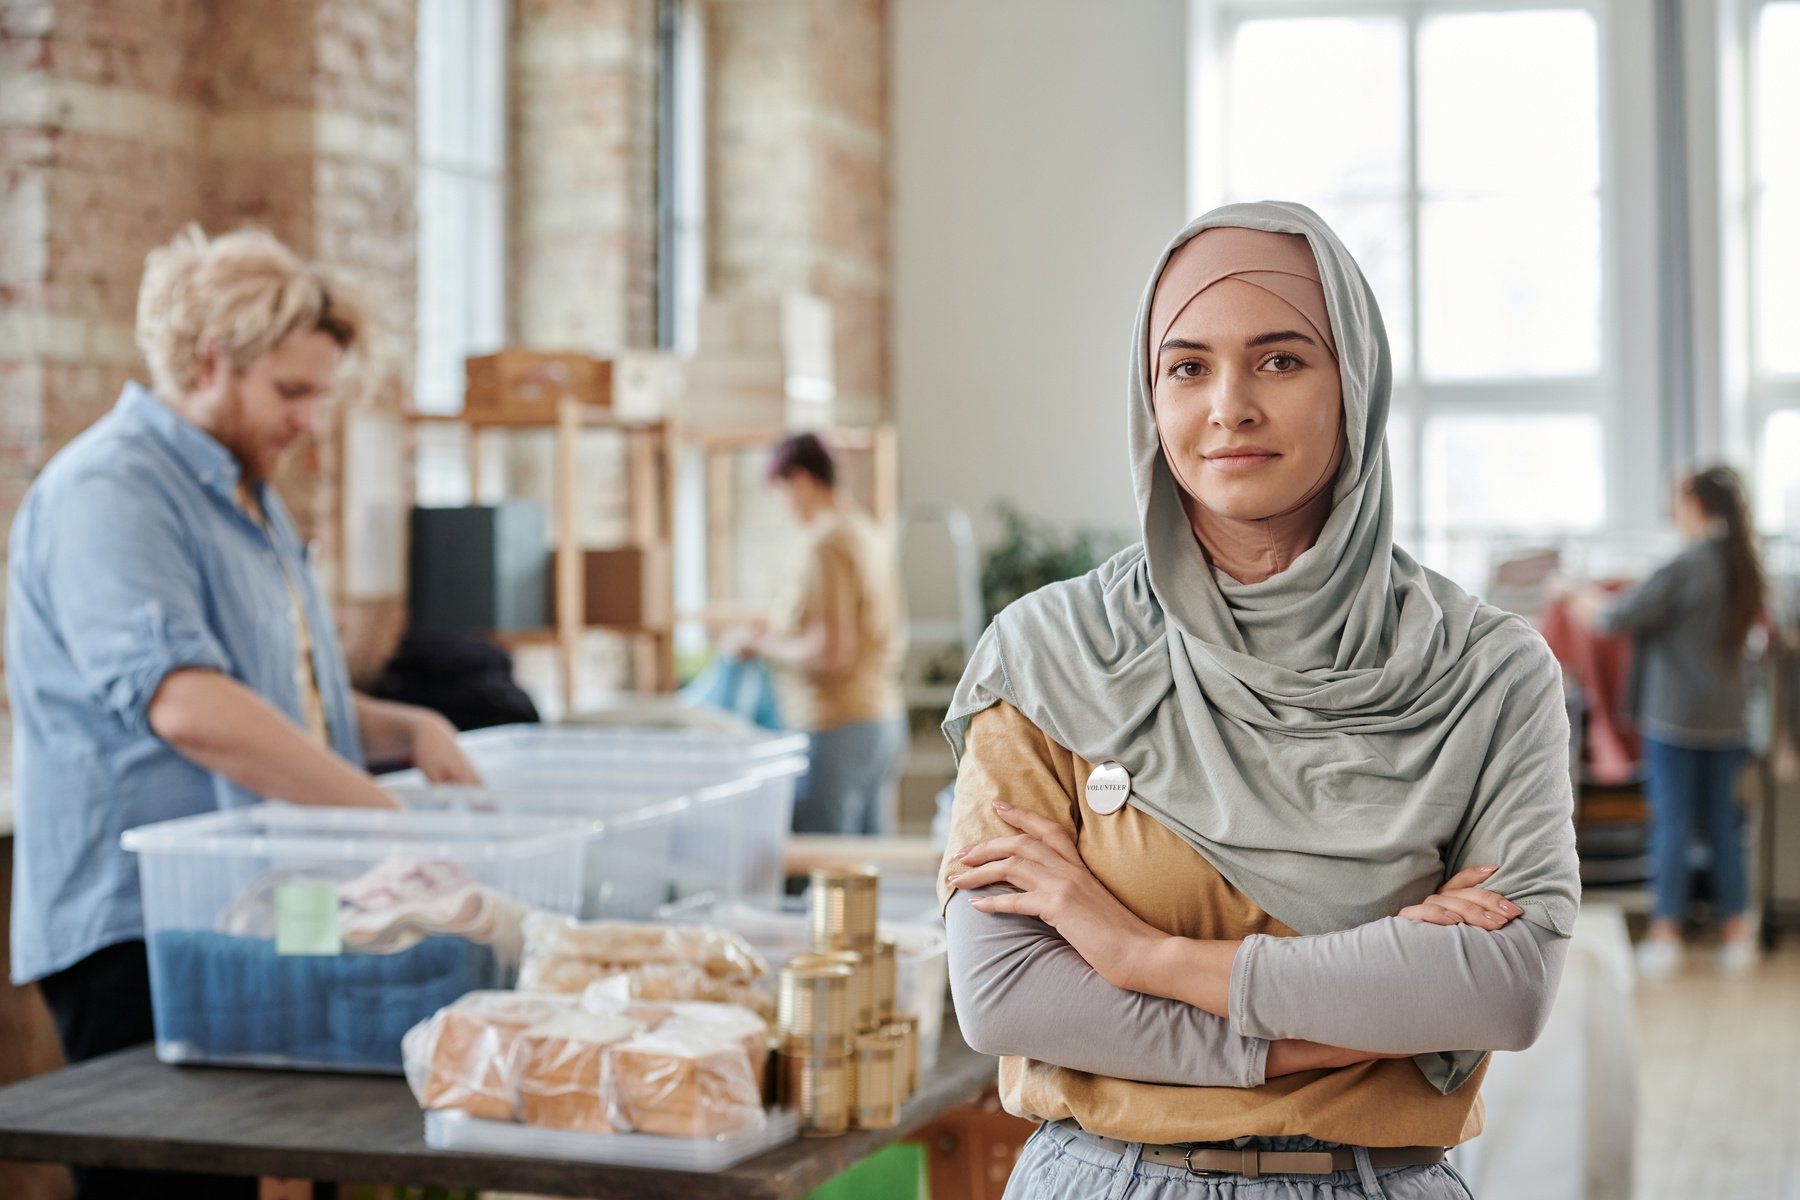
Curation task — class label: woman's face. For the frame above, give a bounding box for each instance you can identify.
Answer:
[1672,479,1712,539]
[1152,278,1344,521]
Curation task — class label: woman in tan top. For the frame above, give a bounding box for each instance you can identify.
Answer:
[937,204,1578,1198]
[741,434,907,835]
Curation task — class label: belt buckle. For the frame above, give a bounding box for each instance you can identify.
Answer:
[1181,1147,1226,1178]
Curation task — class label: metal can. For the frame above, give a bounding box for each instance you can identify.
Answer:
[780,1050,851,1137]
[809,866,879,953]
[778,958,853,1056]
[885,1014,919,1099]
[801,949,875,1034]
[850,1032,900,1129]
[871,935,898,1026]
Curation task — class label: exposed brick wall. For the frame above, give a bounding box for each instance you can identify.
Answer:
[0,0,417,694]
[509,0,660,352]
[708,0,890,424]
[703,0,891,619]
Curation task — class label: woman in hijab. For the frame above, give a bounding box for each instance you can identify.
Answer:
[936,202,1579,1199]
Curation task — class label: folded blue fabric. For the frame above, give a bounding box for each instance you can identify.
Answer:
[147,930,498,1072]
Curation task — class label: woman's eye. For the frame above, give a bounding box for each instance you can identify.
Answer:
[1265,353,1302,372]
[1169,361,1205,380]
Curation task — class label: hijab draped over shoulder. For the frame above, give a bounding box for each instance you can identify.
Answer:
[945,201,1578,945]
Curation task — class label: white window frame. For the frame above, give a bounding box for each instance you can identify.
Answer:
[658,0,707,354]
[1189,0,1667,546]
[1725,0,1800,529]
[415,0,508,417]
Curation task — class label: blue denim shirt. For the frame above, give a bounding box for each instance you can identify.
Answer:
[6,382,364,984]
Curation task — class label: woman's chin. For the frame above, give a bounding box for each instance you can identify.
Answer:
[1193,490,1289,523]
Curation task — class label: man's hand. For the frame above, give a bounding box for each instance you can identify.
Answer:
[409,711,481,785]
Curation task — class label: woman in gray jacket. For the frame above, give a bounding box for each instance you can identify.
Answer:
[1600,466,1766,978]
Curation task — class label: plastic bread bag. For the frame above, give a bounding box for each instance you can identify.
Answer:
[602,1005,770,1140]
[508,1008,655,1133]
[517,914,768,993]
[578,963,777,1023]
[402,990,577,1121]
[659,1001,771,1094]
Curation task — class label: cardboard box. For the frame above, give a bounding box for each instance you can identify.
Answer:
[465,349,610,420]
[551,544,673,629]
[695,294,835,391]
[609,350,686,420]
[678,356,841,431]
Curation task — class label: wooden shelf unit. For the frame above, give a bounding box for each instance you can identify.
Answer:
[410,400,678,712]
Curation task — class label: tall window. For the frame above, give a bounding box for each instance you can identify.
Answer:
[1192,3,1607,545]
[657,0,706,354]
[1746,1,1800,530]
[416,0,507,416]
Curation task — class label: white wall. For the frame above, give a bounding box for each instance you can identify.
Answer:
[889,0,1188,613]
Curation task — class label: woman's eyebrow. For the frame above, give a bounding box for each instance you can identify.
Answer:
[1245,330,1317,348]
[1159,330,1317,355]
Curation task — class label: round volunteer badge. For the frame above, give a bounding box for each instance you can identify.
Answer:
[1085,761,1131,815]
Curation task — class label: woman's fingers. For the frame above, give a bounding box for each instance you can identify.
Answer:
[947,858,1035,892]
[991,803,1084,865]
[968,890,1045,918]
[1440,864,1499,892]
[954,832,1048,869]
[1397,901,1465,926]
[1443,887,1522,921]
[1427,893,1513,929]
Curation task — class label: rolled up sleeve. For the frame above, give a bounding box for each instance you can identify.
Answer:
[43,472,231,734]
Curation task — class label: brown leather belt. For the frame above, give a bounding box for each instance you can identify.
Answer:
[1074,1130,1446,1179]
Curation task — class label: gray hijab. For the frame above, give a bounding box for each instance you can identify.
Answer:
[945,201,1578,947]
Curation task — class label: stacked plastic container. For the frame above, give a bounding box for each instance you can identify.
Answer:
[122,803,588,1073]
[384,725,809,919]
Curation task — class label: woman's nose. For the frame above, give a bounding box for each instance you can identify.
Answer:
[1207,377,1261,429]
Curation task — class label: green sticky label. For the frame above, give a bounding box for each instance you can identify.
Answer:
[275,883,342,956]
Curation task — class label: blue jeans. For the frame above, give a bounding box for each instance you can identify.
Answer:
[792,715,909,836]
[1643,737,1749,923]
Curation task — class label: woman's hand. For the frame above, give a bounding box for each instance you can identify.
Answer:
[717,624,764,661]
[947,802,1169,991]
[410,711,482,785]
[1396,864,1522,930]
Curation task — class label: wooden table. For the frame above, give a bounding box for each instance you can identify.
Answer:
[0,1022,995,1199]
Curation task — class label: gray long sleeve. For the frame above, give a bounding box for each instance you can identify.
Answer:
[946,889,1270,1088]
[1230,916,1569,1055]
[950,890,1568,1096]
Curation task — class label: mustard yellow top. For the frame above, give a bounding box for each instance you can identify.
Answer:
[937,701,1487,1148]
[770,508,904,731]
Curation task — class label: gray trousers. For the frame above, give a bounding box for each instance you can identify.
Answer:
[1003,1122,1477,1200]
[791,714,909,835]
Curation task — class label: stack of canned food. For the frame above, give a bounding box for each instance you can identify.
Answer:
[775,866,922,1136]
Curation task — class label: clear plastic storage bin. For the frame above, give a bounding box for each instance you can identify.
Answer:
[386,785,696,920]
[383,725,809,914]
[425,1108,799,1172]
[451,724,811,777]
[121,803,587,1073]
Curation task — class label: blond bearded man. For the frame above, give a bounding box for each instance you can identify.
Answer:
[6,227,478,1198]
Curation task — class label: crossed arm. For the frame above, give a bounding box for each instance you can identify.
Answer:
[945,804,1565,1089]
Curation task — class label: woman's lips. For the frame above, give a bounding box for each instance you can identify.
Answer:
[1203,450,1280,474]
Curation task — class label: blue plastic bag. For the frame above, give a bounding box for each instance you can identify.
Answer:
[679,655,785,730]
